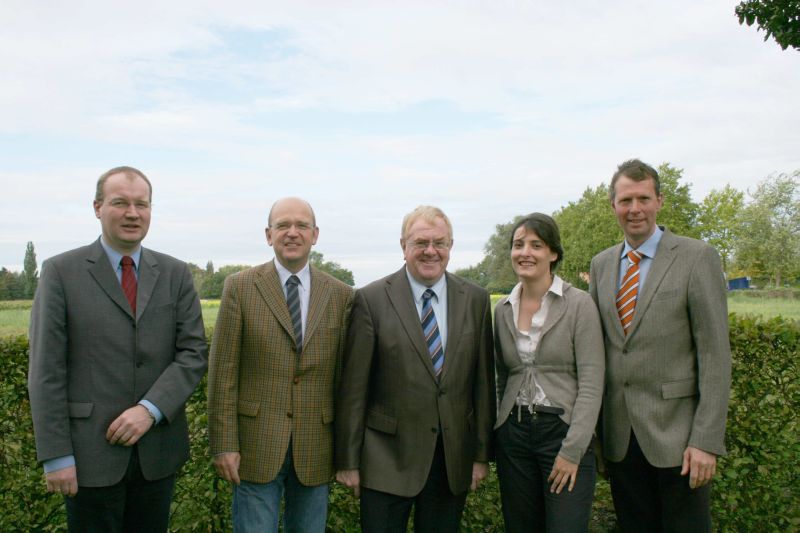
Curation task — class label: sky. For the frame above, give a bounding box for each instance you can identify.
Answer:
[2,1,798,286]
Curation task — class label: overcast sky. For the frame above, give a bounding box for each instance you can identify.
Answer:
[2,1,798,286]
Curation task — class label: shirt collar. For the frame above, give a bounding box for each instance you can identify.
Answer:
[405,268,447,304]
[506,274,563,306]
[621,225,663,260]
[274,259,311,289]
[100,236,142,271]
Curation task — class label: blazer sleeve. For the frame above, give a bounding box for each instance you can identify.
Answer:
[686,244,732,455]
[141,262,208,422]
[28,259,73,462]
[334,289,375,470]
[558,294,605,464]
[207,274,244,454]
[493,306,509,409]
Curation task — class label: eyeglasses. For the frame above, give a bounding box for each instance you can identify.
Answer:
[407,239,451,251]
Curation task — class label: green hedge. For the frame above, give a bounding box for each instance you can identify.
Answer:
[2,315,798,532]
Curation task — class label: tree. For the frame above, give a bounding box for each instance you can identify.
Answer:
[655,163,700,239]
[734,172,800,286]
[22,241,38,298]
[0,268,25,300]
[200,264,251,299]
[736,0,800,51]
[309,251,355,286]
[697,185,746,273]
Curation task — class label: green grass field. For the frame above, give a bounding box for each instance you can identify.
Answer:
[1,293,797,337]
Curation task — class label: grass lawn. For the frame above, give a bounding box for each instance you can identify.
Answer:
[1,294,797,337]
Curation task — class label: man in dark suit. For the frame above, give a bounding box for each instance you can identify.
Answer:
[589,159,731,532]
[208,197,353,532]
[335,205,495,533]
[28,166,208,532]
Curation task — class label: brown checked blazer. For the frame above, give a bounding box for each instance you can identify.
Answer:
[589,228,731,468]
[28,239,208,487]
[208,261,353,485]
[335,268,495,497]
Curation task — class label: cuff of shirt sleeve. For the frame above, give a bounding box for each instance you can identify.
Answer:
[43,455,75,474]
[139,400,163,424]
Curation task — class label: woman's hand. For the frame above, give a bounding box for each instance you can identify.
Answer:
[547,455,578,494]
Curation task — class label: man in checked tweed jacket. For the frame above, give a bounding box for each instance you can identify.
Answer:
[208,197,353,532]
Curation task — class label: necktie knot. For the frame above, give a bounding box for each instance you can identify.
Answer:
[286,275,300,288]
[121,256,135,268]
[423,288,436,302]
[627,250,642,265]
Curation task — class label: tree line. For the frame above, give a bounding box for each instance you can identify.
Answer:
[2,166,797,299]
[455,166,799,293]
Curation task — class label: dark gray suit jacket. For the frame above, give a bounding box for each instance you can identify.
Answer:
[28,239,208,487]
[335,268,495,497]
[589,228,731,468]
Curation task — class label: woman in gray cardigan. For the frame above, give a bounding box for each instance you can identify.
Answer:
[494,213,605,533]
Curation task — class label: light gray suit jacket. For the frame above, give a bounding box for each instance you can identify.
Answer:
[589,228,731,467]
[28,239,208,487]
[494,280,605,464]
[335,268,495,497]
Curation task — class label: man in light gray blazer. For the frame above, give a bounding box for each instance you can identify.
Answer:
[28,166,208,532]
[589,159,731,533]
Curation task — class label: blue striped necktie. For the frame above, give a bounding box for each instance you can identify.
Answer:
[421,289,444,378]
[286,275,302,353]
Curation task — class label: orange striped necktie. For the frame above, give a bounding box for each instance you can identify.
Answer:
[616,250,642,335]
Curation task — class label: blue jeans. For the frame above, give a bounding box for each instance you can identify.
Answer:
[232,445,329,533]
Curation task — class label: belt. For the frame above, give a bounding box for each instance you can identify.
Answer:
[512,403,565,422]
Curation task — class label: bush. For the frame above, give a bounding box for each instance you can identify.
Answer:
[2,315,798,531]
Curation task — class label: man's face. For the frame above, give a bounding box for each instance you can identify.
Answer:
[611,175,663,248]
[402,216,452,286]
[93,172,152,254]
[266,198,318,273]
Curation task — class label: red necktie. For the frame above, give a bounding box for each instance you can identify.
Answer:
[616,250,642,335]
[121,256,137,313]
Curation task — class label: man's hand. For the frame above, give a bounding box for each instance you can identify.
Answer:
[681,446,717,489]
[106,405,155,446]
[45,466,78,497]
[336,469,361,497]
[547,455,578,494]
[213,452,241,485]
[471,462,489,491]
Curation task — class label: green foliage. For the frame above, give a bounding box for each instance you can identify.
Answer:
[715,315,800,532]
[3,318,799,531]
[454,218,521,294]
[0,268,26,301]
[697,185,745,273]
[734,172,800,286]
[23,242,38,299]
[310,251,355,286]
[653,162,700,239]
[736,0,800,51]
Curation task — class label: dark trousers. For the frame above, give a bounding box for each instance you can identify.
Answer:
[360,437,468,533]
[65,446,176,533]
[496,408,596,533]
[607,432,711,533]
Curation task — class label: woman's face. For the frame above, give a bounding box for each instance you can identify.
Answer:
[510,226,557,282]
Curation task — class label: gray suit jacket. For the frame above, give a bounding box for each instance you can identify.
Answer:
[28,239,208,487]
[589,228,731,467]
[494,280,604,464]
[335,268,495,497]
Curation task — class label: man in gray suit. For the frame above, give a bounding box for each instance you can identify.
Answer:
[335,205,495,533]
[589,159,731,532]
[28,166,208,532]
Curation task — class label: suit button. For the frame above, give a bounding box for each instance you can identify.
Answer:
[624,381,629,387]
[293,377,300,384]
[136,362,143,368]
[430,427,437,433]
[623,349,628,354]
[287,412,293,418]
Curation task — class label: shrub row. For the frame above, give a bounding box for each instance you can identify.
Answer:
[1,315,798,532]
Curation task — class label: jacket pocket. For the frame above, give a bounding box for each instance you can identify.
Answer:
[237,400,259,417]
[68,402,93,418]
[661,378,697,399]
[365,409,397,435]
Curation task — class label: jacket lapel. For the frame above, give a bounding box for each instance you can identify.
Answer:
[442,273,466,381]
[86,240,134,319]
[136,248,159,321]
[605,243,627,340]
[627,229,678,339]
[386,268,437,382]
[498,298,523,367]
[304,267,331,347]
[254,262,295,342]
[539,285,568,339]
